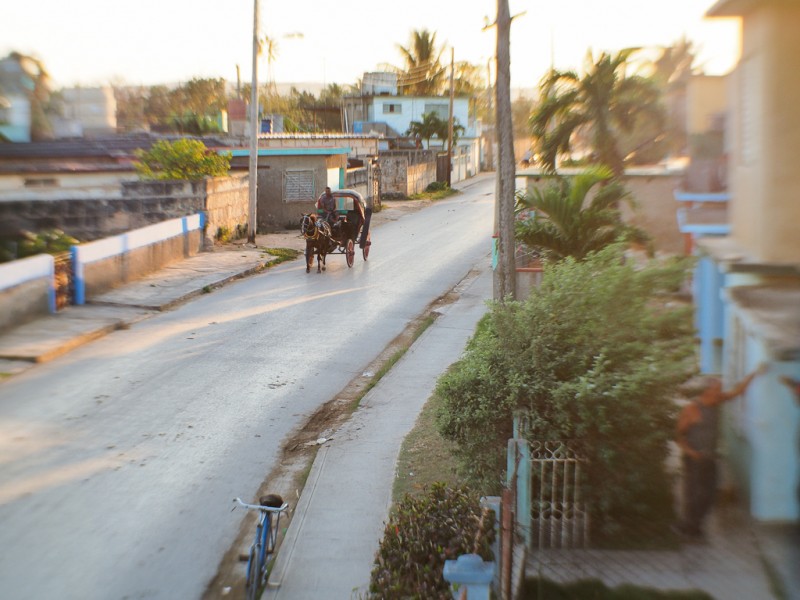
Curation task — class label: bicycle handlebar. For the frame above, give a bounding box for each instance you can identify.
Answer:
[233,497,289,513]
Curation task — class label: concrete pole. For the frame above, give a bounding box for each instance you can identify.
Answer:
[493,0,517,301]
[247,0,260,244]
[447,47,455,187]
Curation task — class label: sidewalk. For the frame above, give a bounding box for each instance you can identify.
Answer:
[264,260,494,599]
[0,245,274,375]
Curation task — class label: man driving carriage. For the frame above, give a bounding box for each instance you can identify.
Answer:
[317,187,338,226]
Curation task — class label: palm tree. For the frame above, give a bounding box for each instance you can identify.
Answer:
[529,48,664,176]
[514,166,652,261]
[396,29,445,96]
[406,112,465,148]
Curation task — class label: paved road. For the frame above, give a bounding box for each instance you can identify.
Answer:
[0,176,495,600]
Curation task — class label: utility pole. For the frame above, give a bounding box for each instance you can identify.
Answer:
[247,0,260,244]
[447,47,455,188]
[494,0,517,301]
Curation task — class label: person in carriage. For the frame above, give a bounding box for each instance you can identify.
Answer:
[317,187,337,225]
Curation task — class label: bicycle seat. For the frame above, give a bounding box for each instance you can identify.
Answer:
[259,494,284,508]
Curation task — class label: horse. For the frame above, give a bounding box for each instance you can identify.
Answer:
[300,213,335,273]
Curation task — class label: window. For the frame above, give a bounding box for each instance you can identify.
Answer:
[24,178,58,188]
[283,170,315,202]
[423,103,448,120]
[382,103,402,114]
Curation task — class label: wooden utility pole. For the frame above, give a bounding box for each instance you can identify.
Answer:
[447,47,455,187]
[247,0,260,243]
[494,0,517,301]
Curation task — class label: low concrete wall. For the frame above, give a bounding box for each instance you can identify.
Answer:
[0,254,54,332]
[73,214,204,304]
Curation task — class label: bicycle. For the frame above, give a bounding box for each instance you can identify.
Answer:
[233,495,289,600]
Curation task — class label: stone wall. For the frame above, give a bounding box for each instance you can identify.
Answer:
[0,175,249,247]
[199,174,249,244]
[379,150,438,198]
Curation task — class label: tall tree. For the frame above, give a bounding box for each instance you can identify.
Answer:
[530,48,665,175]
[178,77,227,116]
[653,37,700,156]
[406,111,463,148]
[515,166,652,261]
[396,29,446,96]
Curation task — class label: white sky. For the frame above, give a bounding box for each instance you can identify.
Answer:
[1,0,740,91]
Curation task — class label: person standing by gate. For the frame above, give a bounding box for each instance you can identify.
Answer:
[674,366,765,539]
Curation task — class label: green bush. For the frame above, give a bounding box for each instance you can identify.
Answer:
[134,138,230,181]
[435,245,696,535]
[0,229,79,263]
[369,483,495,600]
[426,181,449,192]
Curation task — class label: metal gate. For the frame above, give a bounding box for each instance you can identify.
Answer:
[529,441,589,550]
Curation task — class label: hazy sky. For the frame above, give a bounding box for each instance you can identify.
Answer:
[1,0,740,90]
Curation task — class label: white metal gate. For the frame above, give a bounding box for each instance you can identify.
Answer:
[529,440,589,550]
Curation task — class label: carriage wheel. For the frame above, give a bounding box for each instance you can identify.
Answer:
[345,239,355,268]
[362,233,370,261]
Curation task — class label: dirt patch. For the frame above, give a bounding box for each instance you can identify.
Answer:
[202,252,464,600]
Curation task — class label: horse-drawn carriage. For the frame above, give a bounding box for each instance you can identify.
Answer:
[300,189,372,273]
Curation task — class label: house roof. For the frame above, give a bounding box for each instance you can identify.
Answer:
[0,135,229,159]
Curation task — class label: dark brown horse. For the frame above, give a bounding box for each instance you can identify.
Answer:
[300,213,336,273]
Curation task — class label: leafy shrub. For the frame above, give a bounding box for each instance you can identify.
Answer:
[0,229,79,263]
[369,483,495,600]
[435,245,696,535]
[426,181,449,192]
[134,138,230,181]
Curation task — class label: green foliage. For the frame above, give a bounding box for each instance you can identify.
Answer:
[134,139,230,181]
[406,112,465,148]
[530,49,665,175]
[0,229,79,263]
[169,111,222,135]
[369,483,495,599]
[396,29,446,96]
[515,166,653,261]
[426,181,449,192]
[435,245,696,532]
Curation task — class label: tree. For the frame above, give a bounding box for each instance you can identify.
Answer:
[114,85,147,132]
[396,29,446,96]
[530,48,665,175]
[144,85,174,129]
[134,139,230,181]
[652,37,700,156]
[515,166,652,261]
[435,244,695,534]
[178,77,227,116]
[406,111,463,148]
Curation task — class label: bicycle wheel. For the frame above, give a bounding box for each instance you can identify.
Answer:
[245,545,260,600]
